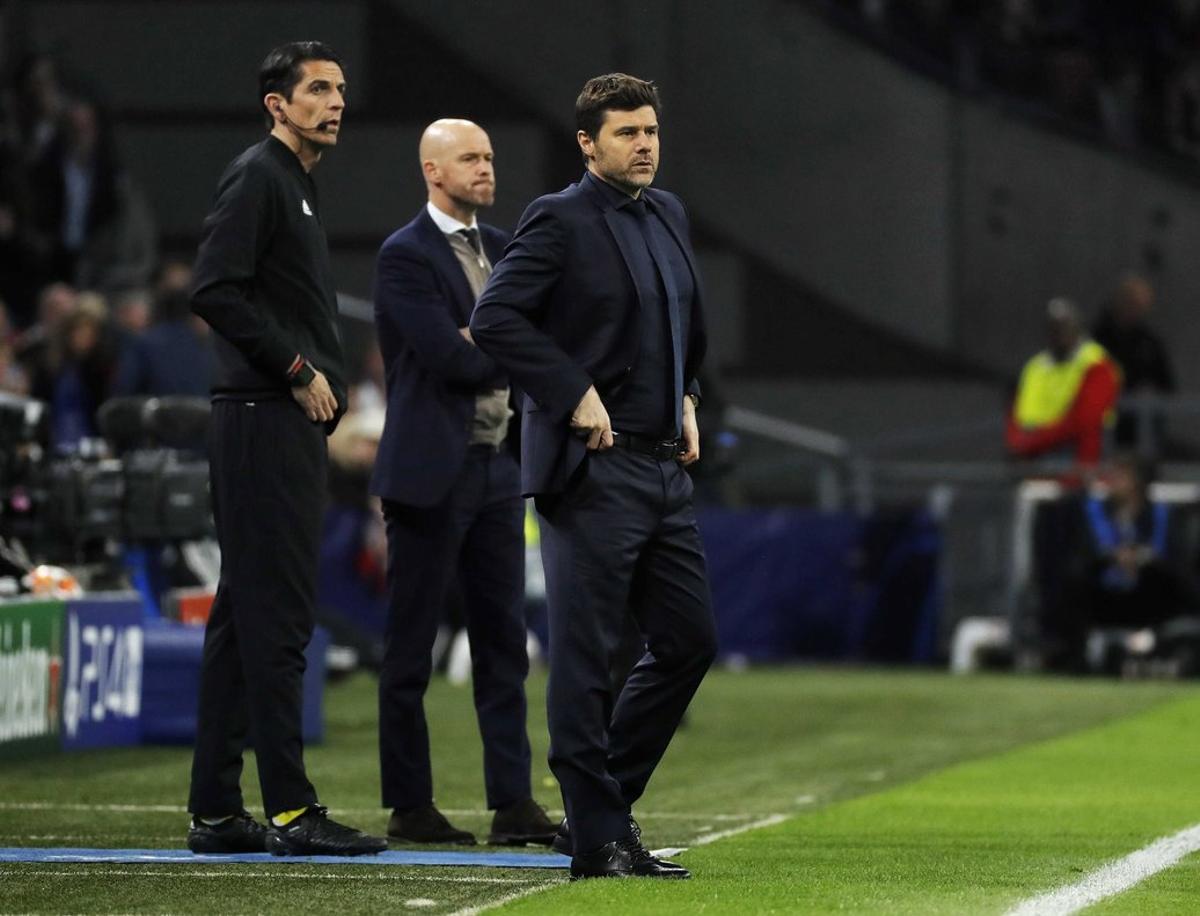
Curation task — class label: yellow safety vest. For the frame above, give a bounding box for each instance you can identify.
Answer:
[1014,340,1112,428]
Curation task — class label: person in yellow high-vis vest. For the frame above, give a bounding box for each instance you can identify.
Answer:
[1006,297,1122,467]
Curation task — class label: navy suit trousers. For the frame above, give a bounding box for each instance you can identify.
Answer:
[537,449,717,853]
[378,446,531,811]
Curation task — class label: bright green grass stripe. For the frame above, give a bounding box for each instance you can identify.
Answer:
[503,693,1200,915]
[1087,852,1200,915]
[0,670,1190,915]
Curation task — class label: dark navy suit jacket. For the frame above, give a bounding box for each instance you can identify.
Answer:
[370,207,510,507]
[470,173,706,496]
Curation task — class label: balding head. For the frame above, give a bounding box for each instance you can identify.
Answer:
[419,119,484,163]
[420,119,495,222]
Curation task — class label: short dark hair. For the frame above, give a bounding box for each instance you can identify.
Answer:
[574,73,661,140]
[1111,450,1157,491]
[258,41,344,129]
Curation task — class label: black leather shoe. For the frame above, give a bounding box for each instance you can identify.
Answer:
[570,841,633,880]
[617,834,690,879]
[487,798,558,846]
[554,815,645,857]
[387,804,476,845]
[551,817,571,855]
[187,810,268,854]
[266,806,387,856]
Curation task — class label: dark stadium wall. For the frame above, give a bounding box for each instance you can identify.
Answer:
[383,0,1200,390]
[21,0,1200,388]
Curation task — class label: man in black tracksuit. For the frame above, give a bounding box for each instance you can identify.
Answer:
[185,41,385,857]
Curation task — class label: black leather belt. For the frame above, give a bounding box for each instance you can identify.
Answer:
[610,431,683,461]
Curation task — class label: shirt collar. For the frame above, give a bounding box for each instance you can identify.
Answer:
[264,134,310,179]
[583,170,645,212]
[426,201,478,235]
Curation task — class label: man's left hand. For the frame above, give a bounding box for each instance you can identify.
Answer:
[679,396,700,465]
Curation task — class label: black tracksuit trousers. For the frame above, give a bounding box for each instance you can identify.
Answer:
[188,399,325,819]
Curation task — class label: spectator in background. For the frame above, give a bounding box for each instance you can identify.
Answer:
[29,96,119,284]
[29,291,116,450]
[155,259,194,300]
[112,287,153,336]
[1043,452,1200,671]
[1,56,64,320]
[15,281,77,382]
[12,54,66,165]
[0,299,29,395]
[1092,273,1176,450]
[28,95,156,293]
[112,287,214,398]
[1006,297,1122,468]
[0,338,28,396]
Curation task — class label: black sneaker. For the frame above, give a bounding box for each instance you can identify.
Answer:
[187,810,268,854]
[487,798,558,846]
[266,805,387,856]
[387,804,476,845]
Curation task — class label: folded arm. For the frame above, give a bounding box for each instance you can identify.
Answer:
[374,241,497,386]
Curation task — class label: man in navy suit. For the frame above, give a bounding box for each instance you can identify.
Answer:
[470,75,717,880]
[371,119,556,847]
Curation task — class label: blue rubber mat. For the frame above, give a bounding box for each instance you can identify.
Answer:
[0,847,570,868]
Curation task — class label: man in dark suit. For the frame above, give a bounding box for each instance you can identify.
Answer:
[371,119,556,847]
[470,74,717,880]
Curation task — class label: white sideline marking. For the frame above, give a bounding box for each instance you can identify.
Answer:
[1005,823,1200,916]
[446,881,562,916]
[0,801,763,821]
[691,814,788,846]
[443,813,791,915]
[0,868,528,883]
[347,808,763,822]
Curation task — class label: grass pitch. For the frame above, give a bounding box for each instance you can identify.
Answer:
[0,667,1195,914]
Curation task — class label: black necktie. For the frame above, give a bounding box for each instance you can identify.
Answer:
[629,200,684,436]
[457,227,482,256]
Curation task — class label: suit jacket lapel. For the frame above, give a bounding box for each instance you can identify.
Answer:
[482,230,505,268]
[601,207,647,317]
[645,194,703,310]
[645,193,707,359]
[415,210,476,324]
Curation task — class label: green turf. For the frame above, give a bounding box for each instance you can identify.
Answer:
[1088,852,1200,915]
[507,688,1200,915]
[0,667,1192,913]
